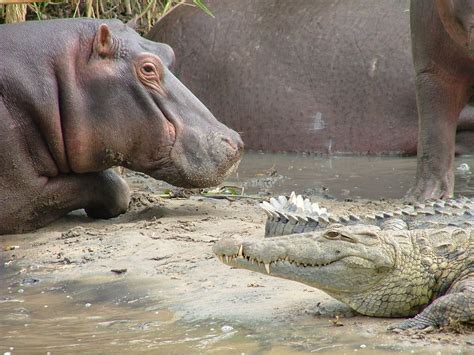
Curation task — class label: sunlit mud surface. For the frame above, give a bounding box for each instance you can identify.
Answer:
[1,152,473,354]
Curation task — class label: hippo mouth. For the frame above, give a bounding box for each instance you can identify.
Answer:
[164,117,177,146]
[151,94,177,147]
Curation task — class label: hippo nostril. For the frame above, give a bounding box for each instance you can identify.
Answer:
[222,136,244,152]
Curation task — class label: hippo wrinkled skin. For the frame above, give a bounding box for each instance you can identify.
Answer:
[409,0,474,200]
[0,19,243,234]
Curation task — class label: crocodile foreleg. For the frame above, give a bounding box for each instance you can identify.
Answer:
[389,274,473,331]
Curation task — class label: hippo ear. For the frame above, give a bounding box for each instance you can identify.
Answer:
[93,24,115,58]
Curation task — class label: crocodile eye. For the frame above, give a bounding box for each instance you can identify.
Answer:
[324,231,340,239]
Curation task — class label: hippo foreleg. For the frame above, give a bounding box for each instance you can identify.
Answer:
[1,169,130,234]
[408,71,470,200]
[42,169,130,222]
[81,169,130,219]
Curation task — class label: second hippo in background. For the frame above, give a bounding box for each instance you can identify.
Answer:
[147,0,474,157]
[409,0,474,200]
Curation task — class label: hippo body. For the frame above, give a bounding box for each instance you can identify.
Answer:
[409,0,474,200]
[148,0,421,154]
[0,19,242,234]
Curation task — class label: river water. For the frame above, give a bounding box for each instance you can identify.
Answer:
[229,152,474,200]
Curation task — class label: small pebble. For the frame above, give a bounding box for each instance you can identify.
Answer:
[85,303,92,308]
[18,289,24,293]
[360,344,366,349]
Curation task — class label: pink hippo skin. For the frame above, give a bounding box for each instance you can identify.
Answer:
[409,0,474,200]
[0,19,243,234]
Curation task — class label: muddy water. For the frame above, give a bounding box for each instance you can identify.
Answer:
[0,273,464,354]
[229,152,474,200]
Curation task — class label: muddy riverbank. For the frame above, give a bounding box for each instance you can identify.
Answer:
[1,153,473,353]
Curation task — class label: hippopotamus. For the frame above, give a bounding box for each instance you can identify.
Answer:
[409,0,474,200]
[0,18,243,234]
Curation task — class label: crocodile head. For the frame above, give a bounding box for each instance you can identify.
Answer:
[213,224,436,317]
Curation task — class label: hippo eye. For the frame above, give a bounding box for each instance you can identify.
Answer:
[141,63,156,74]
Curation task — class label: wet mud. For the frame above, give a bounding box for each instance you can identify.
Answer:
[1,152,473,353]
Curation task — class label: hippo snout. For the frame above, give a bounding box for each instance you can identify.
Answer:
[154,126,243,189]
[204,130,243,179]
[221,131,244,153]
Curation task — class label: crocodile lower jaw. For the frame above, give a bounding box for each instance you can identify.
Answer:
[216,253,340,274]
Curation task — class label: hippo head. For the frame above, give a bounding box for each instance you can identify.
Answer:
[67,20,242,188]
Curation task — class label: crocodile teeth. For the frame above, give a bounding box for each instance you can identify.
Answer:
[264,263,271,274]
[225,255,230,263]
[218,255,224,263]
[238,245,243,258]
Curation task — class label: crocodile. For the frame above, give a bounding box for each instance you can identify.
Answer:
[213,193,473,331]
